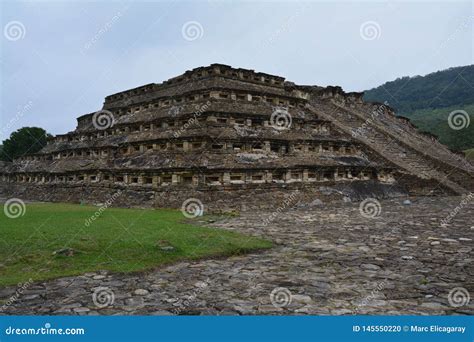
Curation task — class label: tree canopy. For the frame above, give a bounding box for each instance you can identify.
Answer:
[0,127,51,161]
[364,65,474,113]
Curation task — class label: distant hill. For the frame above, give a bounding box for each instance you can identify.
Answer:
[364,65,474,112]
[364,65,474,152]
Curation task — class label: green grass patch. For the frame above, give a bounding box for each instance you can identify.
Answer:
[0,203,271,287]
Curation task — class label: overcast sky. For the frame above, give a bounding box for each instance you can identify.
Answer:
[0,0,472,138]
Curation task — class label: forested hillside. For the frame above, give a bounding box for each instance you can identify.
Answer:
[364,65,474,152]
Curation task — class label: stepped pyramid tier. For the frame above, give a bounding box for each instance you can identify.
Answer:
[1,64,473,210]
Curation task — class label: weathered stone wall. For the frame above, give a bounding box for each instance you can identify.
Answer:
[308,97,474,194]
[0,178,447,212]
[0,63,469,207]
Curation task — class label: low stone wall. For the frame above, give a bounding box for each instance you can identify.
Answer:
[0,179,444,212]
[394,173,454,196]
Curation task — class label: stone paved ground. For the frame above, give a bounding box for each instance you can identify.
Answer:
[0,196,473,315]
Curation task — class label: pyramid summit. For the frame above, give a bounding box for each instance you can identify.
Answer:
[1,63,473,210]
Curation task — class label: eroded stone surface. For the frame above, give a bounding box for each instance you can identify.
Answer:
[0,196,472,315]
[1,65,473,212]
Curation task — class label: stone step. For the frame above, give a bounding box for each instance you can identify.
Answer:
[308,101,471,195]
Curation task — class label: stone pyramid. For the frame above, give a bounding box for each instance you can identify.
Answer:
[1,64,472,210]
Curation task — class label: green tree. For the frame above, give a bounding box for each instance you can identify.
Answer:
[0,127,51,161]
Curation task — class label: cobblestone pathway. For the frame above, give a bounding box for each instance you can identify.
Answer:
[1,196,472,315]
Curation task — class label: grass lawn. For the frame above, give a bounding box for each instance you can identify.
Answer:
[0,202,271,287]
